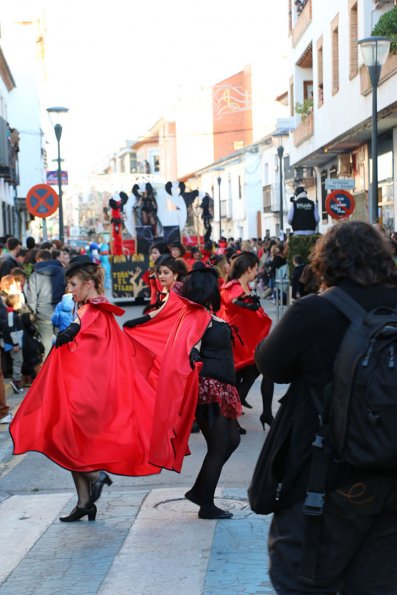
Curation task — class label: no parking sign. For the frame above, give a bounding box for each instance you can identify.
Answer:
[325,190,355,220]
[26,184,59,218]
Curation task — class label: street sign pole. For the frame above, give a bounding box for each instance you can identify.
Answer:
[54,124,64,244]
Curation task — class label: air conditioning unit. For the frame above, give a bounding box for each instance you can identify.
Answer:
[337,154,352,176]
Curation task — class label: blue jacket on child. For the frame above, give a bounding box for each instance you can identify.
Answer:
[51,293,75,332]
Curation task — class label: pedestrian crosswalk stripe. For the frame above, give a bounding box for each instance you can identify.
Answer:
[99,487,216,595]
[0,493,73,584]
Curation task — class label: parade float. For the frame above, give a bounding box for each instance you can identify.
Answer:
[107,179,213,301]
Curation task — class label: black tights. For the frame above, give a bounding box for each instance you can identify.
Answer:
[190,403,240,514]
[236,364,274,423]
[71,471,99,507]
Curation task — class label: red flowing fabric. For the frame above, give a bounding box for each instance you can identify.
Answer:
[149,302,211,472]
[219,280,272,370]
[10,297,160,476]
[124,293,211,472]
[124,289,184,389]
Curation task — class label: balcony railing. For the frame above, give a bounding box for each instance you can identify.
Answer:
[292,0,312,48]
[293,112,314,146]
[360,52,397,95]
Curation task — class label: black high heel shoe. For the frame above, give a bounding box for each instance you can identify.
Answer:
[90,471,113,504]
[237,421,247,435]
[240,399,253,409]
[260,413,274,431]
[60,504,97,522]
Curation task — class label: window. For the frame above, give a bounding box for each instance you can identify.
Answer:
[290,77,295,116]
[238,175,242,199]
[331,15,339,95]
[234,141,244,150]
[263,185,272,212]
[317,36,324,106]
[129,153,137,173]
[349,2,358,79]
[264,163,269,185]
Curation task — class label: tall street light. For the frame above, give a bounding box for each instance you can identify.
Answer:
[358,36,390,223]
[217,176,222,239]
[47,106,69,243]
[214,167,224,240]
[272,130,288,233]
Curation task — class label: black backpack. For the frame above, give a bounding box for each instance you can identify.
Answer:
[297,286,397,583]
[321,286,397,468]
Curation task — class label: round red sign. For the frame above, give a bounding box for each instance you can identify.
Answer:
[26,184,59,219]
[325,190,355,220]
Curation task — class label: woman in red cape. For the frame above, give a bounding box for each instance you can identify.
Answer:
[124,265,242,520]
[124,289,207,461]
[219,251,274,431]
[10,257,159,523]
[141,240,170,310]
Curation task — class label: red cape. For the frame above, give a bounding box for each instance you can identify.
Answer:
[219,280,272,369]
[10,298,159,476]
[124,292,211,472]
[124,289,184,389]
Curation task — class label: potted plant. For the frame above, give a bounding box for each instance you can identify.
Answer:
[372,7,397,54]
[295,97,314,121]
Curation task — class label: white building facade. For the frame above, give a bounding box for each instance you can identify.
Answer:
[2,18,47,242]
[0,44,18,238]
[288,0,397,232]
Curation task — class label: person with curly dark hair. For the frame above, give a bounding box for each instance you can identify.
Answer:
[254,221,397,593]
[310,220,397,287]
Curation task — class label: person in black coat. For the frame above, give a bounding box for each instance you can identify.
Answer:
[254,221,397,594]
[0,237,21,279]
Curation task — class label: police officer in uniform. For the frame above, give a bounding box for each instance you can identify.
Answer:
[288,186,319,235]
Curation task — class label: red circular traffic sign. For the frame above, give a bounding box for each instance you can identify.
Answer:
[325,190,355,220]
[26,184,59,218]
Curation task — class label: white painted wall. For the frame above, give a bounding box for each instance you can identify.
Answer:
[290,0,397,166]
[175,84,214,179]
[3,21,45,197]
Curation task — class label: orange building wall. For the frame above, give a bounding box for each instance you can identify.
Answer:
[212,66,253,161]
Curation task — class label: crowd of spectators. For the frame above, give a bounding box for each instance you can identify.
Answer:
[0,235,87,424]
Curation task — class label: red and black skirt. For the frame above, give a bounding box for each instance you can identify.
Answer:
[198,376,242,419]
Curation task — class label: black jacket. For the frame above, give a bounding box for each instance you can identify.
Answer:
[0,301,14,345]
[24,260,66,322]
[255,279,397,506]
[0,255,19,278]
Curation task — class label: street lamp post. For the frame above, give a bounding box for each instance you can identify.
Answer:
[47,106,69,243]
[217,175,222,239]
[357,37,390,224]
[276,144,285,232]
[272,130,288,234]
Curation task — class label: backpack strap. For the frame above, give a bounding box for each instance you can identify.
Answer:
[298,421,330,583]
[320,286,367,322]
[298,385,331,584]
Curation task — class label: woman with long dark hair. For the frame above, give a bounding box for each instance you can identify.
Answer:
[219,251,273,430]
[180,264,241,519]
[124,263,241,519]
[141,240,170,310]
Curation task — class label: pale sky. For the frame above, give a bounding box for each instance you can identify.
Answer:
[3,0,288,181]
